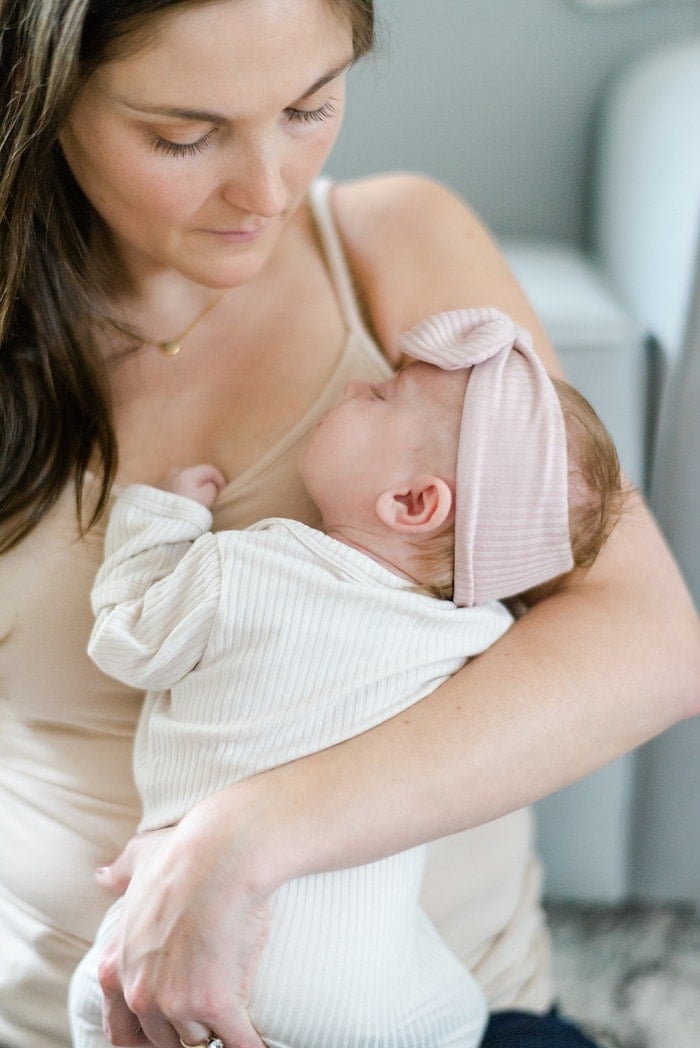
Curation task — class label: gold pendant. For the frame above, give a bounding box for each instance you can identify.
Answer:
[153,290,229,357]
[159,340,182,356]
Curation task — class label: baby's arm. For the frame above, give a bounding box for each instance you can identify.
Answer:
[89,467,226,691]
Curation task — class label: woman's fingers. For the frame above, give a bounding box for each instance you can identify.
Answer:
[171,1011,264,1048]
[97,807,271,1048]
[102,974,267,1048]
[97,939,151,1046]
[96,828,172,897]
[116,908,270,1048]
[96,857,133,898]
[173,1021,212,1048]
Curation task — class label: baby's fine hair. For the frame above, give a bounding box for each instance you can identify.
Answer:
[413,377,627,602]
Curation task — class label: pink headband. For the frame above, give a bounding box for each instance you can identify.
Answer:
[399,307,573,606]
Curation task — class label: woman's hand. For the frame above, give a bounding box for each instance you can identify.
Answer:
[95,795,271,1048]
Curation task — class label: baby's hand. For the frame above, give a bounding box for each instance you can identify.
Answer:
[164,465,227,508]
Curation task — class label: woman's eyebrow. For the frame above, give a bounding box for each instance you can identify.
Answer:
[114,59,354,124]
[297,58,353,100]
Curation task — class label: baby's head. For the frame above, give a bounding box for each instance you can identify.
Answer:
[302,308,625,605]
[300,357,467,561]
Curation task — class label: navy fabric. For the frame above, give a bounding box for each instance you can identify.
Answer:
[482,1007,601,1047]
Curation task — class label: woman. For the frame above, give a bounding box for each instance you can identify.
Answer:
[0,2,697,1047]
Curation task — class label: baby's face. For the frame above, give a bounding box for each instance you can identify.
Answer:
[300,363,464,528]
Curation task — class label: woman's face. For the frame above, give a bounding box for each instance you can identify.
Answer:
[60,0,354,289]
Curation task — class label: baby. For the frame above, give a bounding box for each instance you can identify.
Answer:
[70,308,624,1048]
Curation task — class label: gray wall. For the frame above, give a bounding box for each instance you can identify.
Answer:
[326,0,700,904]
[328,0,698,244]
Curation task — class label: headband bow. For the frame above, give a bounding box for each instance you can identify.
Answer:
[399,307,573,606]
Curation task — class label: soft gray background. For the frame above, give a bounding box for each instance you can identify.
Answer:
[329,0,697,245]
[324,0,700,905]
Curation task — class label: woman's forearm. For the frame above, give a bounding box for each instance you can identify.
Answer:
[211,492,699,897]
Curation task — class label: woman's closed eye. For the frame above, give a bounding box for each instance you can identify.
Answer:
[285,99,338,125]
[149,130,217,158]
[148,99,338,159]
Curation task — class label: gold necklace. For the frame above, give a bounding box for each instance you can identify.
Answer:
[156,291,228,356]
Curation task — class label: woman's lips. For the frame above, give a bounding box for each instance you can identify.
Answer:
[207,225,268,243]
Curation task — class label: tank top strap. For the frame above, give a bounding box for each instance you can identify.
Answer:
[308,178,370,337]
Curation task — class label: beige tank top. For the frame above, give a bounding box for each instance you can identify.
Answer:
[0,179,551,1048]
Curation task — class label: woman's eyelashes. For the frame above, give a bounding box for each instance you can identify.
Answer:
[148,100,339,158]
[149,131,216,158]
[286,99,338,124]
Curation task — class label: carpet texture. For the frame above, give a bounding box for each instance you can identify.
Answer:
[546,901,700,1048]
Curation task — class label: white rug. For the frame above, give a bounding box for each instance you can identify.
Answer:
[545,901,700,1048]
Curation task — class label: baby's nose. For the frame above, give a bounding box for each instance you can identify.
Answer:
[344,380,366,399]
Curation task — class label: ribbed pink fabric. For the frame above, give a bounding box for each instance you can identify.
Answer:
[399,307,573,606]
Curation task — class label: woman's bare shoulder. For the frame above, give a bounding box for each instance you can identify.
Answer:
[330,173,481,295]
[330,174,559,369]
[332,172,470,232]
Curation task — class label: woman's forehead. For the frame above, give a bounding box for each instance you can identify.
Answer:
[102,0,354,61]
[93,0,354,111]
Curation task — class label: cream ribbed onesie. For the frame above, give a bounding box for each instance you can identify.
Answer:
[69,484,513,1048]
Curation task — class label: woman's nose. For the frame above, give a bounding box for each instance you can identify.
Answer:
[221,142,286,218]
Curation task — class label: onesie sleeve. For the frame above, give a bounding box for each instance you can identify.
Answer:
[88,484,222,691]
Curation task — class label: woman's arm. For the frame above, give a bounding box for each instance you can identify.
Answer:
[100,174,699,1047]
[287,175,699,834]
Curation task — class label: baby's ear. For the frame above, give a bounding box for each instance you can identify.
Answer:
[375,475,453,535]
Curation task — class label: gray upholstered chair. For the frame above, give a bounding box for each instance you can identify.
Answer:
[595,35,700,904]
[504,34,700,902]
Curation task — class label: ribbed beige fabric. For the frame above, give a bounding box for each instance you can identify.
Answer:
[72,486,517,1045]
[0,180,552,1048]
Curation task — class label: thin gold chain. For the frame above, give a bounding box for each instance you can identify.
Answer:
[157,291,228,356]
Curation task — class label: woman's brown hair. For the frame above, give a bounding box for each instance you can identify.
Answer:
[0,0,374,551]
